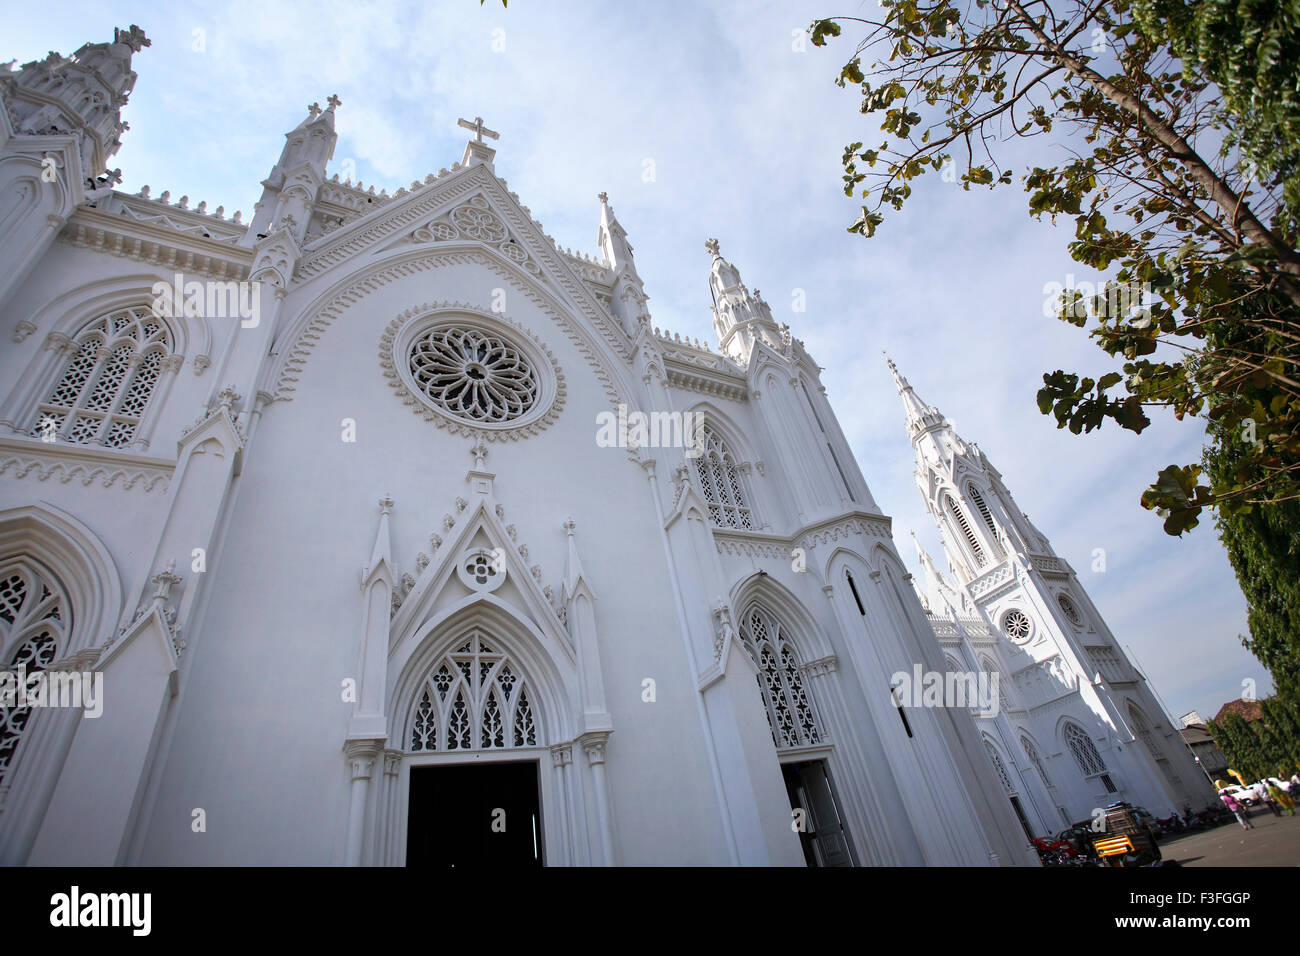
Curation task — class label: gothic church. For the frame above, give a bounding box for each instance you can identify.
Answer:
[0,26,1209,866]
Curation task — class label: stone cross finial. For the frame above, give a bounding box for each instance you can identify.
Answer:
[114,25,151,52]
[457,116,499,143]
[563,516,577,536]
[326,94,342,110]
[307,102,322,118]
[705,238,720,257]
[379,495,393,515]
[597,191,608,204]
[470,439,488,470]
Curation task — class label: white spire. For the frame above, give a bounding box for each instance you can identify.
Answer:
[885,354,948,440]
[706,239,782,361]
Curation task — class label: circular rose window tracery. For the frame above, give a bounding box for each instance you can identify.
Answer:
[381,305,566,441]
[1002,609,1033,643]
[409,327,539,424]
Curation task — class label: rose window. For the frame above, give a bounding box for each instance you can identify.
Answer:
[408,327,538,424]
[1002,609,1032,643]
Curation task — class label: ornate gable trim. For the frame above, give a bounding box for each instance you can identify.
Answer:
[266,249,633,418]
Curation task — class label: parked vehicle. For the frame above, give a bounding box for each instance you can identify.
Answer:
[1086,802,1163,867]
[1263,776,1296,795]
[1031,835,1079,866]
[1154,813,1185,836]
[1219,784,1258,806]
[1132,807,1159,833]
[1056,823,1102,863]
[1193,803,1232,828]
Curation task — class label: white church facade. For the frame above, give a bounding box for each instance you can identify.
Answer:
[0,26,1209,866]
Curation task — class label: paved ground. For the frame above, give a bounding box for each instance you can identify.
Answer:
[1160,806,1300,866]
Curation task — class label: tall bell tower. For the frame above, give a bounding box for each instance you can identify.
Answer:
[889,356,1213,816]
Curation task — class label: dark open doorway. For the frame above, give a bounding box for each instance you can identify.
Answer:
[406,760,543,867]
[782,760,856,866]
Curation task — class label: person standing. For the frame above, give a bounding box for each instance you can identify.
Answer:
[1260,784,1282,817]
[1268,782,1295,816]
[1221,791,1254,830]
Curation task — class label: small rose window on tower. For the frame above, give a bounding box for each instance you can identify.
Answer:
[1001,608,1032,643]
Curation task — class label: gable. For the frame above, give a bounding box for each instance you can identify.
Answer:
[262,164,641,411]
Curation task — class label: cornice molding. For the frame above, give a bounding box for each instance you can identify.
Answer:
[0,435,173,492]
[59,206,252,281]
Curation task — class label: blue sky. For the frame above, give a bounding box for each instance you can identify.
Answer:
[2,0,1268,721]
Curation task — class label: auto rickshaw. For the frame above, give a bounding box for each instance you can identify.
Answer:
[1085,802,1162,867]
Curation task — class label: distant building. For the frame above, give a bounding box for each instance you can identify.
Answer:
[1179,710,1205,728]
[1179,723,1229,781]
[1213,698,1266,724]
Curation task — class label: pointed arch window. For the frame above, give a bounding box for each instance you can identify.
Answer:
[984,738,1017,794]
[694,424,753,530]
[1021,735,1053,789]
[979,654,1009,712]
[942,494,986,569]
[965,483,1004,558]
[0,561,67,787]
[739,606,821,749]
[30,306,173,448]
[1063,722,1107,777]
[408,633,538,752]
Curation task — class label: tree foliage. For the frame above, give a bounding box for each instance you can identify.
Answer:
[1207,701,1300,781]
[810,0,1300,535]
[1205,423,1300,697]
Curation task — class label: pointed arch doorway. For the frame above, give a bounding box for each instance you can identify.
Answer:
[401,632,545,867]
[374,608,606,868]
[738,601,858,867]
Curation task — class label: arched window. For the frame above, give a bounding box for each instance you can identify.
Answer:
[408,633,538,751]
[1063,722,1107,777]
[0,561,67,787]
[694,424,752,530]
[1057,593,1083,627]
[984,738,1017,794]
[942,493,986,568]
[979,654,1009,712]
[739,605,821,749]
[30,306,173,448]
[966,483,1004,557]
[1021,734,1053,789]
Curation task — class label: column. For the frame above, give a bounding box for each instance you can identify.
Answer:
[580,732,616,866]
[343,739,381,866]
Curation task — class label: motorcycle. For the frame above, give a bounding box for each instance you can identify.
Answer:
[1031,835,1085,866]
[1154,813,1185,837]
